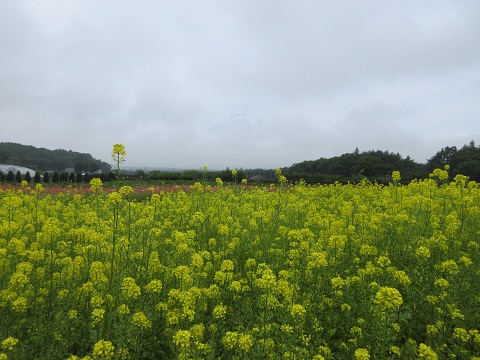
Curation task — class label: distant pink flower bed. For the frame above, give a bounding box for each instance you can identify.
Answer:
[0,184,193,196]
[0,183,255,196]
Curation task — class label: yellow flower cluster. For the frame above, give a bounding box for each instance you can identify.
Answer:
[91,308,105,325]
[392,170,401,183]
[238,333,254,352]
[92,340,115,360]
[173,330,191,349]
[144,279,163,293]
[290,304,306,319]
[11,296,27,313]
[89,178,103,191]
[121,277,141,299]
[222,331,238,350]
[2,337,18,351]
[212,304,227,319]
[111,143,127,158]
[131,311,152,329]
[119,185,133,196]
[354,348,370,359]
[418,343,437,359]
[375,286,403,310]
[117,304,130,315]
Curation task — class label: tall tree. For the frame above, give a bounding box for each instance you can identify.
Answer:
[427,146,457,169]
[83,173,92,183]
[7,170,14,182]
[60,172,69,182]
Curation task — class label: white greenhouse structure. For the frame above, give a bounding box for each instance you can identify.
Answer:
[0,164,36,176]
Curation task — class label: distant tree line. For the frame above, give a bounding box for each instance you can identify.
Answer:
[0,142,111,173]
[143,168,247,182]
[284,149,428,184]
[426,140,480,182]
[0,167,248,184]
[2,141,480,185]
[0,170,117,184]
[284,142,480,184]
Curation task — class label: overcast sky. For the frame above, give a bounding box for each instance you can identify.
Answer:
[1,1,479,170]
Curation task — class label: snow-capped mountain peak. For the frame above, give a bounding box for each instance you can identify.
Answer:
[209,113,261,132]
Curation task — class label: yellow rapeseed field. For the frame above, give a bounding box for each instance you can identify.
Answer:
[1,168,479,359]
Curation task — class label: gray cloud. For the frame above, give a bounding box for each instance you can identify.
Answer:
[1,0,479,169]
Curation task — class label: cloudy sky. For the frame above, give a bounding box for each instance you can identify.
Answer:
[1,1,479,170]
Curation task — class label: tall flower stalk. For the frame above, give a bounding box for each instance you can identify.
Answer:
[111,143,127,181]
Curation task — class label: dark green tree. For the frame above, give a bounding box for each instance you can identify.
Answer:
[60,172,69,182]
[147,170,162,180]
[427,141,480,182]
[427,146,457,170]
[74,161,86,173]
[68,172,75,182]
[74,160,100,173]
[0,149,9,162]
[87,161,100,173]
[135,169,146,179]
[451,141,480,181]
[43,172,50,183]
[34,171,41,183]
[25,171,32,183]
[16,171,22,183]
[7,170,14,182]
[83,173,92,183]
[52,172,59,183]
